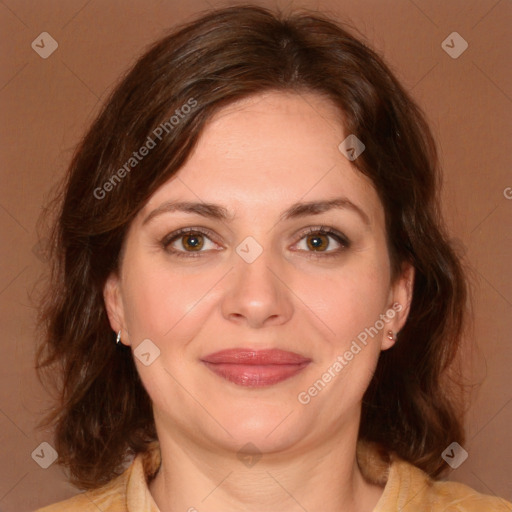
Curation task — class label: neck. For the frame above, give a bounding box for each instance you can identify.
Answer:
[148,423,384,512]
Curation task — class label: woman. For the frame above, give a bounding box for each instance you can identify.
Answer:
[34,4,511,511]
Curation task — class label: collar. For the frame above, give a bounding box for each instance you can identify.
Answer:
[125,439,394,512]
[121,440,510,511]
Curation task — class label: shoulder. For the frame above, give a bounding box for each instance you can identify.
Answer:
[425,475,512,511]
[34,460,133,512]
[33,442,161,512]
[357,440,512,511]
[34,474,128,512]
[383,457,512,511]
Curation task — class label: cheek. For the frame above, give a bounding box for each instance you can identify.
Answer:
[298,271,390,411]
[121,257,221,344]
[303,256,391,346]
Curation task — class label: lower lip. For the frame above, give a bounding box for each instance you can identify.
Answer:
[202,362,310,387]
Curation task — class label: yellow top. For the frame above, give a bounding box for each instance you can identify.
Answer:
[35,440,511,512]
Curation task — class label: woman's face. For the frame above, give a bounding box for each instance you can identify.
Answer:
[104,91,413,455]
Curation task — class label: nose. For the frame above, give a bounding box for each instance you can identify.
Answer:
[221,246,293,329]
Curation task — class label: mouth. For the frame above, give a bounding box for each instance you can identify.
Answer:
[200,349,311,387]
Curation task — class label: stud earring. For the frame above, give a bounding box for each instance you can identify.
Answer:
[116,330,121,344]
[386,330,395,341]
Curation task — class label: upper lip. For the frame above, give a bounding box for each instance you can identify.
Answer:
[201,349,311,365]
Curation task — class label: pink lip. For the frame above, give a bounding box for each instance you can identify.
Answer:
[201,349,312,387]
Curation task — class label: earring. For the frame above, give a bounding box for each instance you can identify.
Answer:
[386,330,395,341]
[116,330,121,344]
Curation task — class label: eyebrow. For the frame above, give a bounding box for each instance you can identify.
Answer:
[142,197,370,226]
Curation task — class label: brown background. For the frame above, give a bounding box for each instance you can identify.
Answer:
[0,0,510,510]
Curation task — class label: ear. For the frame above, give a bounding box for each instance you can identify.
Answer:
[381,262,415,350]
[103,272,130,346]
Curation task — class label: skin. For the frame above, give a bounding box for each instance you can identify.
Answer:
[104,91,414,512]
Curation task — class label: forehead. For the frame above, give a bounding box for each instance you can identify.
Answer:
[139,91,383,226]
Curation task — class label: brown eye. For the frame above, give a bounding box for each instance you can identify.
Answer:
[294,227,350,258]
[181,232,204,251]
[161,228,219,258]
[306,233,330,251]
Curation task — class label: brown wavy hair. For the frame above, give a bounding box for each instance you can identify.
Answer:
[35,3,468,490]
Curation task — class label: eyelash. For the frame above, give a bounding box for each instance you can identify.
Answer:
[160,226,350,260]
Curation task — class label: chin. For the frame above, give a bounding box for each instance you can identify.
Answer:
[210,401,308,450]
[221,425,305,456]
